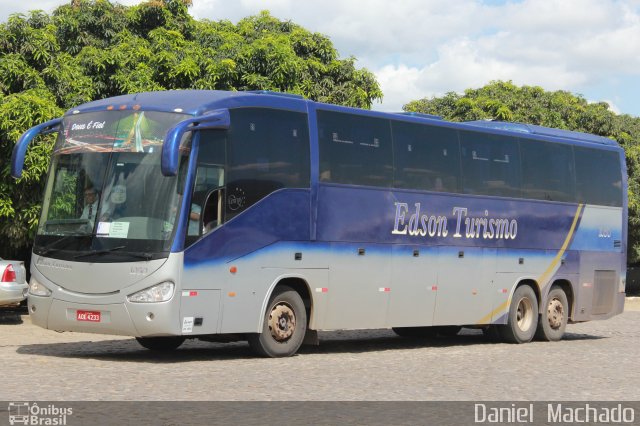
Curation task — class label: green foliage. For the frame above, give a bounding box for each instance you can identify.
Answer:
[0,1,382,259]
[405,81,640,264]
[0,89,63,250]
[48,169,78,220]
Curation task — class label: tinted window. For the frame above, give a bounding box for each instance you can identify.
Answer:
[393,122,460,192]
[460,131,521,198]
[318,110,393,187]
[187,130,226,245]
[520,139,575,202]
[226,108,310,219]
[574,147,622,207]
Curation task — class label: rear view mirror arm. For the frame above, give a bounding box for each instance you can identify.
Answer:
[161,109,230,176]
[11,118,63,179]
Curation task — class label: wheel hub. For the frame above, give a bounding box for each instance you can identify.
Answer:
[516,297,534,331]
[547,298,564,329]
[268,303,296,342]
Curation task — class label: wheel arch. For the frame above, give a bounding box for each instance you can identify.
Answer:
[501,279,540,343]
[515,278,541,307]
[547,279,575,319]
[258,275,313,331]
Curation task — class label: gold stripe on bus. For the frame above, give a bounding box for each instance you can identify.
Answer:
[476,298,510,325]
[475,204,584,325]
[535,203,584,288]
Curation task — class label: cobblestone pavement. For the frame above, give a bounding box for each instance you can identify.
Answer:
[1,299,639,401]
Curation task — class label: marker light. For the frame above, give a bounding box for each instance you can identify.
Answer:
[127,282,175,303]
[29,278,52,297]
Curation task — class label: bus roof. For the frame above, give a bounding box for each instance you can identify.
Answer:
[67,90,619,148]
[463,120,617,146]
[67,90,258,116]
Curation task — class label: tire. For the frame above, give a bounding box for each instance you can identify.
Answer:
[248,286,307,357]
[392,327,437,338]
[535,286,569,341]
[500,285,538,344]
[136,336,185,351]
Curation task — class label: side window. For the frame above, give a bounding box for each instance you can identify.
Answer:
[393,122,461,193]
[520,139,575,202]
[47,160,84,221]
[318,110,393,187]
[574,147,622,207]
[460,131,521,198]
[186,130,226,245]
[226,108,310,220]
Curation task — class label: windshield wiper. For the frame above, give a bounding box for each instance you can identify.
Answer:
[73,246,153,261]
[38,235,82,256]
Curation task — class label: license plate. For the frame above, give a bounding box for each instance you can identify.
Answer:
[76,310,101,322]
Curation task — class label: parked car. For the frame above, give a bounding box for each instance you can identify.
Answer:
[0,258,27,307]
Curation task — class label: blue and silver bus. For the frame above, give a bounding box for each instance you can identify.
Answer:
[11,90,627,357]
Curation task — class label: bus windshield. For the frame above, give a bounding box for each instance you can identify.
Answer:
[34,110,191,262]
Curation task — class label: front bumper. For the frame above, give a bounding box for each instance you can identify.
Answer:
[28,294,182,337]
[28,251,186,337]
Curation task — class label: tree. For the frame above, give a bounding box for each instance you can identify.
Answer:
[0,1,382,260]
[404,81,640,263]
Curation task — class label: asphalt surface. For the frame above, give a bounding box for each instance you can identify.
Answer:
[1,298,639,401]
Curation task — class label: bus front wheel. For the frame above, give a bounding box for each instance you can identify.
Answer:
[500,285,538,344]
[535,286,569,341]
[136,336,185,351]
[248,286,307,357]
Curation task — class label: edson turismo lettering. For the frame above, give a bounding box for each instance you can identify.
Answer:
[392,202,518,240]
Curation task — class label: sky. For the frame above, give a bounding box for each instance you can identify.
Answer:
[1,0,639,117]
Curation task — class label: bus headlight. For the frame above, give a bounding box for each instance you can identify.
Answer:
[29,279,52,297]
[127,282,174,303]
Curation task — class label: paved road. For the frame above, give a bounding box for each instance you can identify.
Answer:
[1,299,640,401]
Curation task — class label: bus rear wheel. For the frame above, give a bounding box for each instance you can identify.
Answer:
[500,285,538,344]
[136,336,185,351]
[535,286,569,341]
[248,286,307,358]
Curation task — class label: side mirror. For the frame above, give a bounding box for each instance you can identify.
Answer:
[161,109,230,176]
[11,118,62,179]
